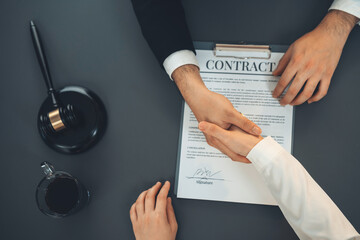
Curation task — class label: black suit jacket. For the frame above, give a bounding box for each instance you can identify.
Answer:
[131,0,195,66]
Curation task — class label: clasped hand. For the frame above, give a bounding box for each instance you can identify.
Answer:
[173,64,262,162]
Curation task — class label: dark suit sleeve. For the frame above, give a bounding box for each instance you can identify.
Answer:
[131,0,195,65]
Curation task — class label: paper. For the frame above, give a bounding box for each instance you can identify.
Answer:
[175,49,294,205]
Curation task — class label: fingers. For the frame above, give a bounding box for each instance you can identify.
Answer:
[228,110,261,135]
[130,203,137,223]
[200,122,250,162]
[145,182,162,212]
[210,136,250,163]
[156,181,170,212]
[199,121,229,143]
[307,78,330,103]
[290,78,319,105]
[132,181,170,220]
[280,69,313,105]
[135,190,148,216]
[166,197,178,231]
[273,48,292,76]
[272,60,298,98]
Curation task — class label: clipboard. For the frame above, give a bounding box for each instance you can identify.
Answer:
[194,41,288,59]
[174,41,295,197]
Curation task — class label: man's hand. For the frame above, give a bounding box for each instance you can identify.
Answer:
[198,121,263,163]
[273,10,359,105]
[130,181,177,240]
[172,64,262,154]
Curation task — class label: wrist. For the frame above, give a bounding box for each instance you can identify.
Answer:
[172,64,208,103]
[316,10,357,44]
[244,136,263,156]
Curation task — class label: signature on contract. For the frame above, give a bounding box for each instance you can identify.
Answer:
[186,167,224,181]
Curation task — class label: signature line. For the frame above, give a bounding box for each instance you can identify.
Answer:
[186,177,225,181]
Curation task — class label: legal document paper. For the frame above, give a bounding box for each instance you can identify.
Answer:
[175,49,294,205]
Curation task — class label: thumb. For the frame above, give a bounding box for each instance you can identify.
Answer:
[228,111,261,135]
[166,197,178,232]
[198,121,229,143]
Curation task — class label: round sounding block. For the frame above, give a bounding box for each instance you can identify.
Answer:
[37,86,107,154]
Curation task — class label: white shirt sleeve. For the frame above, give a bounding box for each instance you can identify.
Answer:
[162,50,199,80]
[247,136,360,240]
[329,0,360,26]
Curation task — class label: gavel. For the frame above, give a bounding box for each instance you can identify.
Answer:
[30,20,79,136]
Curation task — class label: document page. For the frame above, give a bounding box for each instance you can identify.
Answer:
[175,49,294,205]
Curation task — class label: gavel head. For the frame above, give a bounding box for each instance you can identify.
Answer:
[39,104,79,136]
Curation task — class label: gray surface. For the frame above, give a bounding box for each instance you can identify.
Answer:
[0,0,359,239]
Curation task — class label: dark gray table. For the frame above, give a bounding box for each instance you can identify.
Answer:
[0,0,359,239]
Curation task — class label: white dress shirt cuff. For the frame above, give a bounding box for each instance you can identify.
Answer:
[163,50,199,80]
[246,136,284,172]
[329,0,360,26]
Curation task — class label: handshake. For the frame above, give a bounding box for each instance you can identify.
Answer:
[172,64,265,163]
[173,64,262,161]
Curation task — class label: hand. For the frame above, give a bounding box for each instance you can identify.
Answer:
[130,181,178,240]
[273,10,358,105]
[198,121,263,163]
[172,64,262,155]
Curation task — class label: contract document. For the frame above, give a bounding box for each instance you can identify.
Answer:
[175,49,294,205]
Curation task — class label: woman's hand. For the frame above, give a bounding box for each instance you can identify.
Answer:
[130,181,178,240]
